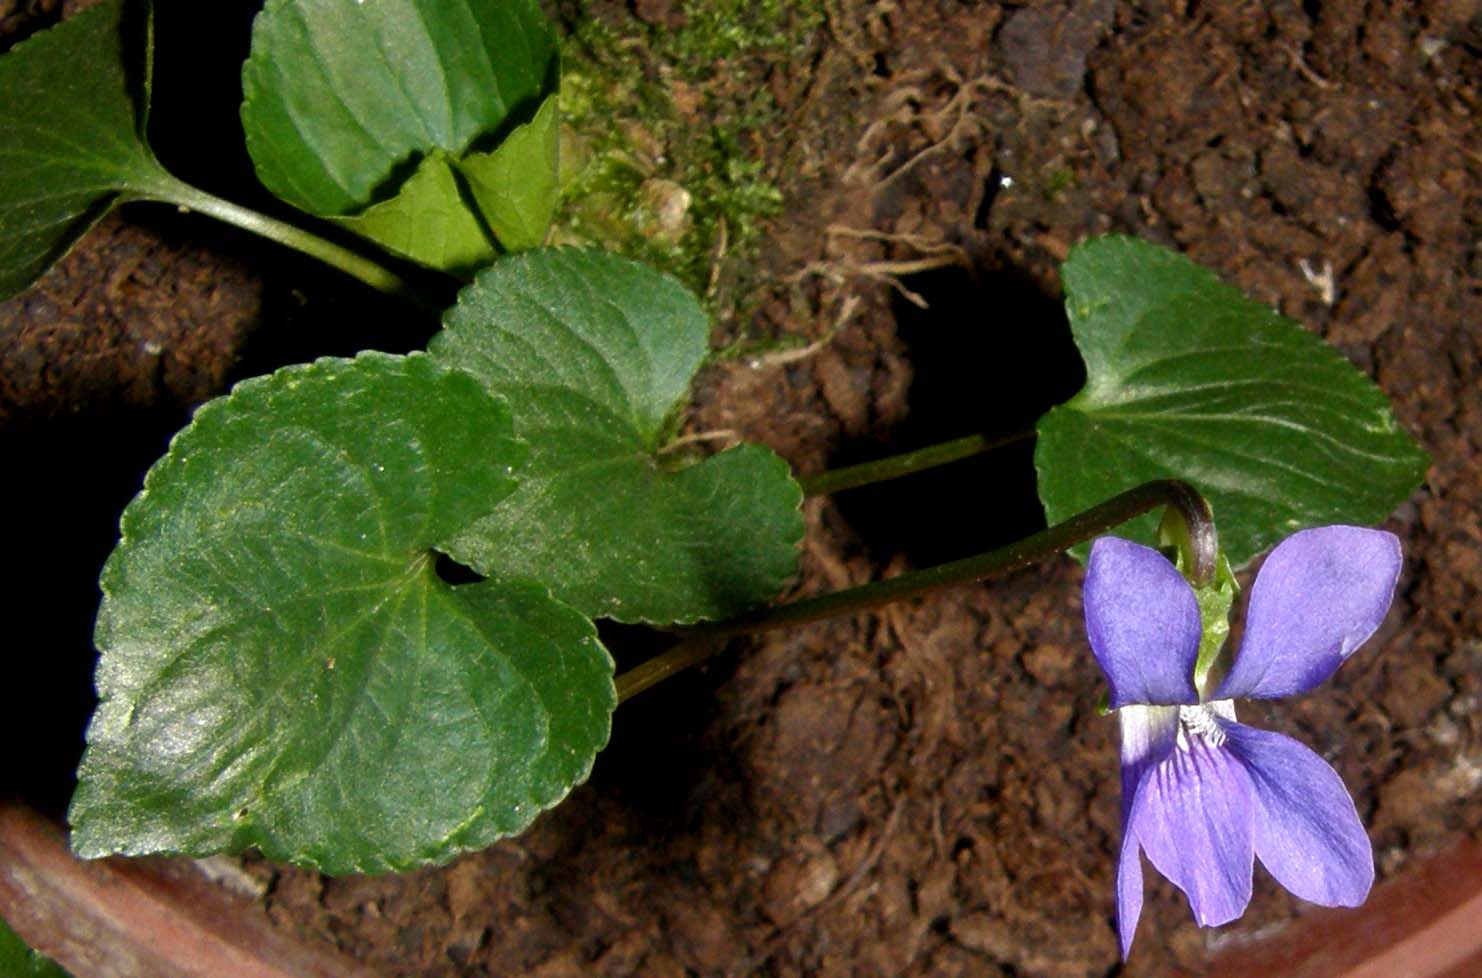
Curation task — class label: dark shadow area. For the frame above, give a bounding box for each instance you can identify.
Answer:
[589,622,739,831]
[1,408,189,817]
[147,0,272,212]
[0,7,60,54]
[433,553,485,587]
[828,264,1086,567]
[117,200,450,381]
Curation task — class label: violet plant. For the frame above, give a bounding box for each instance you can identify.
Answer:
[0,0,1433,957]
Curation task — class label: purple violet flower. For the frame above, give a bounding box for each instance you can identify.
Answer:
[1084,525,1403,957]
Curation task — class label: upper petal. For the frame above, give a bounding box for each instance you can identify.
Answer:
[1216,526,1401,700]
[1085,537,1201,708]
[1130,736,1255,927]
[1221,721,1374,907]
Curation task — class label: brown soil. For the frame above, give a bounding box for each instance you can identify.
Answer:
[3,1,1479,977]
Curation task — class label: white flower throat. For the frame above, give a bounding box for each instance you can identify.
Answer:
[1176,702,1234,750]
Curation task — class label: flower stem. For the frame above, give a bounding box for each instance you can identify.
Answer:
[798,430,1034,497]
[127,175,447,317]
[614,478,1214,702]
[1156,483,1218,587]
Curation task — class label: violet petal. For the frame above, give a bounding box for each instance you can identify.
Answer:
[1216,526,1401,700]
[1130,736,1255,927]
[1114,705,1178,957]
[1118,705,1180,818]
[1222,721,1374,907]
[1085,537,1201,709]
[1116,826,1145,959]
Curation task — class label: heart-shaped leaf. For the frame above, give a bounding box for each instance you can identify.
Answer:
[241,0,558,270]
[70,353,615,874]
[330,150,497,278]
[0,0,175,300]
[329,95,560,275]
[456,94,560,252]
[1035,236,1429,567]
[430,248,804,623]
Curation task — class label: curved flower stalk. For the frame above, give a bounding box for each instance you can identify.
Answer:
[1084,526,1403,957]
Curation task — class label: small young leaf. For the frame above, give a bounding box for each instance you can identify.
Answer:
[1036,236,1429,568]
[0,0,174,299]
[327,96,560,273]
[431,248,804,623]
[241,0,556,216]
[457,95,560,252]
[331,150,496,278]
[70,354,615,874]
[0,917,71,978]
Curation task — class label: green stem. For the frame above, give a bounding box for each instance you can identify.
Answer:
[128,176,446,317]
[614,478,1215,702]
[614,638,720,702]
[799,429,1034,497]
[1157,488,1218,588]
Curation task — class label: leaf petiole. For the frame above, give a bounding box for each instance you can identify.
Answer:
[615,479,1215,701]
[798,429,1035,497]
[126,174,448,316]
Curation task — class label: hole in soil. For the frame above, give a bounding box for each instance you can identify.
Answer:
[1368,182,1404,233]
[973,167,1005,230]
[827,264,1085,568]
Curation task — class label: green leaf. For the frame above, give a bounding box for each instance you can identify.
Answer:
[70,353,615,874]
[241,0,557,217]
[327,96,560,274]
[331,150,496,278]
[0,0,175,300]
[457,95,560,252]
[0,917,71,978]
[430,248,804,623]
[1036,236,1429,568]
